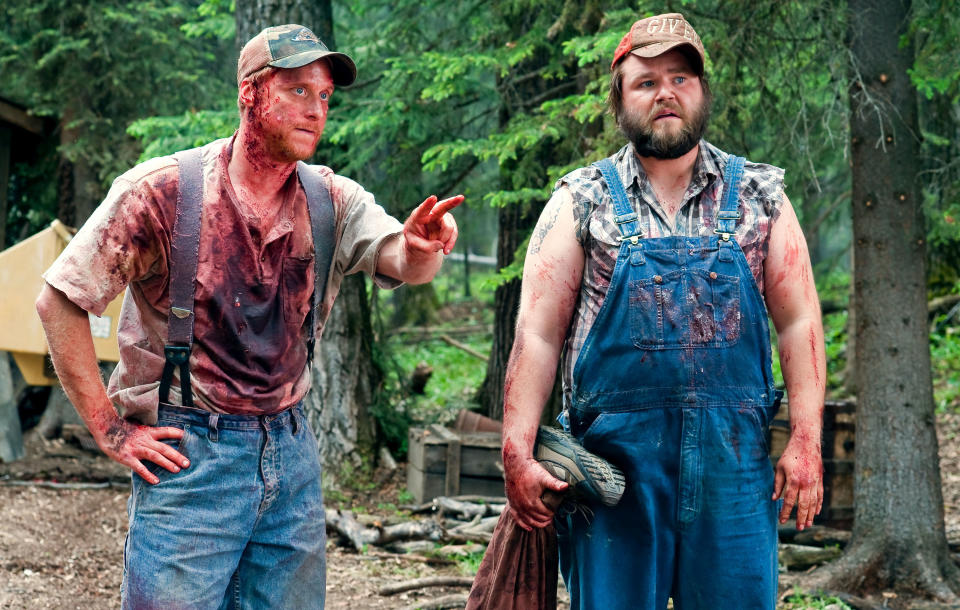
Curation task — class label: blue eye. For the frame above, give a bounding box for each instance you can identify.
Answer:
[320,92,328,100]
[295,87,306,95]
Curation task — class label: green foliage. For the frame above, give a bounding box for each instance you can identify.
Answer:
[782,588,852,609]
[0,0,234,176]
[452,549,486,576]
[181,0,236,41]
[4,140,59,243]
[910,0,960,286]
[823,311,849,395]
[4,0,959,451]
[931,307,960,413]
[127,110,238,161]
[366,265,497,455]
[0,0,235,238]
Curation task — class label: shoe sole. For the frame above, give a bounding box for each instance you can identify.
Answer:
[535,426,626,506]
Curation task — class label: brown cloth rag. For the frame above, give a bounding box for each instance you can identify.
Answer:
[466,493,564,610]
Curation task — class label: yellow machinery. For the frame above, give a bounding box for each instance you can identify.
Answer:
[0,220,124,385]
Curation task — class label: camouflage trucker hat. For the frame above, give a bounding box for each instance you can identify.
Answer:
[611,13,706,75]
[237,24,357,86]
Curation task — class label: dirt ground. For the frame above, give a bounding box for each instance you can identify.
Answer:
[1,414,959,609]
[0,430,558,610]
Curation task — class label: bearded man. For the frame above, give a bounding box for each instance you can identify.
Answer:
[36,24,460,609]
[501,13,825,609]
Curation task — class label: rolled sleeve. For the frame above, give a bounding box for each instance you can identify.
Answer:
[331,174,404,286]
[43,161,172,316]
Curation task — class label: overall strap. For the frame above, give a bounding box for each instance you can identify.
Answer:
[594,158,642,245]
[715,155,745,241]
[160,148,204,408]
[296,161,336,363]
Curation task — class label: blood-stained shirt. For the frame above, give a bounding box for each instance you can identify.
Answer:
[44,136,404,423]
[558,140,785,406]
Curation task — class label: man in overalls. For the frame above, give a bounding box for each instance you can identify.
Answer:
[501,13,825,608]
[36,24,460,608]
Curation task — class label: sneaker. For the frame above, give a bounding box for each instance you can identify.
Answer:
[534,425,626,507]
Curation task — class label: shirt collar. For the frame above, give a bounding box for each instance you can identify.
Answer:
[614,140,724,195]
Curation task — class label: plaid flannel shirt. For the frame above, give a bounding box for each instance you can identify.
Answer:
[559,140,785,407]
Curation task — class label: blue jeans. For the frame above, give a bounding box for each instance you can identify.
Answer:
[122,403,326,609]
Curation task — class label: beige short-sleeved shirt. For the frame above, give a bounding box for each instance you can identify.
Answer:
[44,136,403,423]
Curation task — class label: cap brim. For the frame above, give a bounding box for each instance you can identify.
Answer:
[630,42,703,74]
[270,50,357,86]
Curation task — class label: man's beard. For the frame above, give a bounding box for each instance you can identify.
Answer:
[619,98,710,159]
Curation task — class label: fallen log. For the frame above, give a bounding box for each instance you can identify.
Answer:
[444,530,492,544]
[436,496,503,520]
[382,540,437,555]
[439,334,488,361]
[448,515,499,538]
[401,593,470,610]
[325,509,379,551]
[792,525,851,548]
[403,495,508,514]
[450,495,506,504]
[325,508,445,551]
[778,543,843,570]
[378,519,444,545]
[0,479,117,490]
[379,576,475,596]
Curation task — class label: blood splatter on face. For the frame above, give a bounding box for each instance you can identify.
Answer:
[240,61,335,168]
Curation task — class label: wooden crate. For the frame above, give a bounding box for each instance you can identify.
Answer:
[407,424,503,503]
[768,399,855,529]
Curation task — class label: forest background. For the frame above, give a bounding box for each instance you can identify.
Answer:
[2,0,960,604]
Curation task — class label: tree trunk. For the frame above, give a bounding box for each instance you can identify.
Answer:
[475,200,526,422]
[236,0,380,475]
[0,353,23,463]
[303,274,379,474]
[473,2,600,420]
[56,110,99,228]
[235,0,334,53]
[812,0,960,601]
[0,125,10,250]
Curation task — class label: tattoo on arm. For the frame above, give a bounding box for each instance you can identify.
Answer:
[529,204,561,256]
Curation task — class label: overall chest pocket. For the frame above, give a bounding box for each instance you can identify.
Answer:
[628,268,741,349]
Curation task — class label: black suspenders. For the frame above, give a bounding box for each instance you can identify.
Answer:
[158,148,335,408]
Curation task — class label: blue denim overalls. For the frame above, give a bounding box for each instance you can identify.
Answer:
[557,156,782,609]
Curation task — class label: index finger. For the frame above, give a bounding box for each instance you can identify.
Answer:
[409,195,439,223]
[150,426,186,441]
[427,195,464,223]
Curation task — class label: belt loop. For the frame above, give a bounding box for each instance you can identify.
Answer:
[718,240,734,263]
[208,413,220,442]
